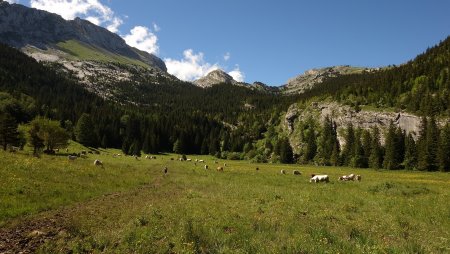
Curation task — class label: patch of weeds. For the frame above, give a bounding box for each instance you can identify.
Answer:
[134,216,149,227]
[368,182,432,196]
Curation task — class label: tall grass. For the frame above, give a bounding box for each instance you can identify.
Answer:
[1,146,449,253]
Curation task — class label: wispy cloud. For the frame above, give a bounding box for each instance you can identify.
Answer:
[4,0,19,3]
[224,52,231,61]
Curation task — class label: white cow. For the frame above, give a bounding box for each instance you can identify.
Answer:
[68,155,77,161]
[94,159,103,167]
[310,175,329,183]
[280,169,286,174]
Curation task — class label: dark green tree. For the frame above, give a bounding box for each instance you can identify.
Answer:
[75,113,98,147]
[438,124,450,171]
[279,137,293,163]
[342,123,355,166]
[383,122,399,170]
[0,111,19,150]
[403,133,417,170]
[369,127,383,169]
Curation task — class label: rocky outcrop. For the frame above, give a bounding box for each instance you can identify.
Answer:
[0,1,166,71]
[280,66,375,95]
[194,69,237,88]
[283,102,445,152]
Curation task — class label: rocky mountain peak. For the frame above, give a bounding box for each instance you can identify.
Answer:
[280,65,373,95]
[0,1,166,71]
[194,69,237,88]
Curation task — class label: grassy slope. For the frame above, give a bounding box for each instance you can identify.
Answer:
[1,144,449,253]
[56,40,149,68]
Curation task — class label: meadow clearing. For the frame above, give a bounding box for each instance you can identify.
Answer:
[0,142,449,253]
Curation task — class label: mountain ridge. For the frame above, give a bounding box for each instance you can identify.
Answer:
[0,0,166,71]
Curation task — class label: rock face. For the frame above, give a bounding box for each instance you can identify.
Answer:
[194,69,237,88]
[280,66,374,95]
[283,102,437,153]
[0,1,166,71]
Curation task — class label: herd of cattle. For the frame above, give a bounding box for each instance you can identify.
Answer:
[66,152,362,183]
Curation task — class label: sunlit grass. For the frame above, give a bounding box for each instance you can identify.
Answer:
[1,143,449,253]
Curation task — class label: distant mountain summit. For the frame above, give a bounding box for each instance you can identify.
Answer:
[194,69,238,88]
[0,0,166,71]
[280,65,374,94]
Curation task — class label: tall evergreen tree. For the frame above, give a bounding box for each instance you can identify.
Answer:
[0,111,19,150]
[369,127,383,169]
[342,123,355,166]
[75,113,98,147]
[403,133,417,170]
[417,117,429,171]
[426,117,440,171]
[383,122,399,170]
[279,137,293,163]
[438,124,450,172]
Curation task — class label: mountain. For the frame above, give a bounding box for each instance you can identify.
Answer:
[193,69,237,88]
[280,65,374,94]
[0,0,166,71]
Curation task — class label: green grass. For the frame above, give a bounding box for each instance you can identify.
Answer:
[1,144,449,253]
[56,40,149,68]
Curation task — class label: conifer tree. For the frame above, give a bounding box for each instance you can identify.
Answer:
[279,137,293,163]
[75,113,98,147]
[438,124,450,171]
[403,133,417,170]
[341,123,355,166]
[0,111,19,150]
[330,140,340,166]
[369,127,383,169]
[417,117,429,170]
[383,122,398,170]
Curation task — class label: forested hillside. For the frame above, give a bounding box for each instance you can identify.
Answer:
[305,36,450,116]
[0,43,296,156]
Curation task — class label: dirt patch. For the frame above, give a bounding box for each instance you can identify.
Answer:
[0,213,68,254]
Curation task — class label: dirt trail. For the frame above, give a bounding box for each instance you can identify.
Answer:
[0,212,67,254]
[0,176,165,253]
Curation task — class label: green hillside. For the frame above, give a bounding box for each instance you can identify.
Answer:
[56,40,149,68]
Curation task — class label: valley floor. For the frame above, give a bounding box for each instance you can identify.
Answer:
[0,145,449,253]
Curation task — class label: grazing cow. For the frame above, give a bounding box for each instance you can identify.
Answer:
[356,175,362,181]
[9,146,19,153]
[310,175,329,183]
[198,159,204,163]
[187,159,192,161]
[195,159,198,162]
[81,150,87,155]
[280,169,286,174]
[339,174,356,181]
[94,159,103,167]
[204,165,209,170]
[217,166,223,172]
[224,163,227,167]
[68,155,77,161]
[163,166,168,175]
[145,155,150,159]
[88,151,93,154]
[293,170,301,175]
[152,156,156,159]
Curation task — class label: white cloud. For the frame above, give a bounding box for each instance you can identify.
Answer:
[30,0,122,33]
[165,49,220,81]
[123,26,159,55]
[228,66,245,82]
[224,52,230,61]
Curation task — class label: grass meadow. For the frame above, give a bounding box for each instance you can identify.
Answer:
[0,142,449,253]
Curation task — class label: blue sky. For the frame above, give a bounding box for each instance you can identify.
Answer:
[11,0,450,85]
